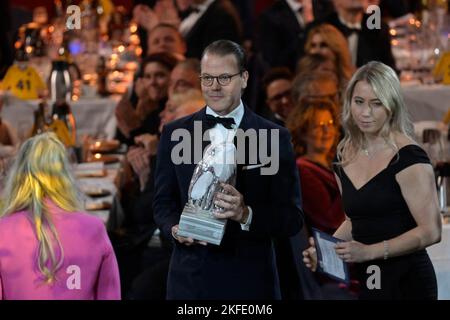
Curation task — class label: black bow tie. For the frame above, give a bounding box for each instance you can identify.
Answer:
[204,114,236,129]
[341,24,361,36]
[179,6,200,19]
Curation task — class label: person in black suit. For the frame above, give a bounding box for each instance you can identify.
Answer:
[256,0,309,71]
[256,0,334,71]
[153,40,303,299]
[319,0,396,69]
[180,0,243,59]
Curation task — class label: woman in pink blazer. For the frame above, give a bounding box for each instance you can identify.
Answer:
[0,132,121,300]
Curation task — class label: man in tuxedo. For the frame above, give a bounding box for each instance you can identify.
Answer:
[321,0,396,69]
[153,40,303,299]
[257,0,334,71]
[180,0,243,59]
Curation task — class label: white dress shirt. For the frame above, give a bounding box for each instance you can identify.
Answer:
[285,0,305,28]
[205,101,253,231]
[338,15,362,66]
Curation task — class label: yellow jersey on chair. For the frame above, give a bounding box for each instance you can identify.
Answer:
[0,64,46,100]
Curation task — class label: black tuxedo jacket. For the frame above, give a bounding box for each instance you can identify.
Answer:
[256,0,334,71]
[321,12,396,69]
[256,0,307,71]
[184,0,242,59]
[153,106,303,299]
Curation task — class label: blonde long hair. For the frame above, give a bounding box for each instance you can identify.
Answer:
[336,61,415,165]
[0,132,82,283]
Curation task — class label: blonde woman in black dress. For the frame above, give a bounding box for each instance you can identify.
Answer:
[303,61,442,299]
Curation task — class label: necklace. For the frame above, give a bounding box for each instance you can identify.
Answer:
[362,148,370,156]
[361,142,388,158]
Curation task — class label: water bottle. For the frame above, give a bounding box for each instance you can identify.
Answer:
[49,60,72,103]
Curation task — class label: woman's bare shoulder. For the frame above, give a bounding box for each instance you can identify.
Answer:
[394,132,418,149]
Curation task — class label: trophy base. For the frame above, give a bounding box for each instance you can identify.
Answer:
[177,204,227,245]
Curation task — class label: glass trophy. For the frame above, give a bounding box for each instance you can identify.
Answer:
[177,142,237,245]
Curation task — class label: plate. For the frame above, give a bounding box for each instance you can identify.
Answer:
[75,169,107,178]
[89,140,120,153]
[82,188,111,197]
[85,201,112,211]
[87,154,120,164]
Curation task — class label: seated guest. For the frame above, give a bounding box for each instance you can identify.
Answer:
[133,1,183,57]
[304,23,355,87]
[159,88,205,133]
[115,52,178,145]
[127,88,205,192]
[261,67,294,127]
[287,97,345,234]
[0,132,120,300]
[292,71,340,107]
[147,23,187,61]
[168,58,201,96]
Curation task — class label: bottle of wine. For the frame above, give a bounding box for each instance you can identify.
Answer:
[50,100,77,146]
[96,55,109,96]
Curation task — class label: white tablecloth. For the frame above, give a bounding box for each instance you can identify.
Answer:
[427,221,450,300]
[402,84,450,122]
[1,95,119,141]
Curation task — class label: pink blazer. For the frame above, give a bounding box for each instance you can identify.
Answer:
[0,203,121,300]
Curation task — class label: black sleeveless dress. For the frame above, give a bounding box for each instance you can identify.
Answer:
[333,145,438,300]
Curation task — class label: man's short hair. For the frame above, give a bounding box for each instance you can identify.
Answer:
[149,23,183,39]
[139,52,179,77]
[262,67,294,93]
[201,40,246,72]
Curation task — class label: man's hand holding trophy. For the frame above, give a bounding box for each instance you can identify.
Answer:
[174,141,246,245]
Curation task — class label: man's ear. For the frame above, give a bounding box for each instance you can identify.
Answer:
[241,70,249,89]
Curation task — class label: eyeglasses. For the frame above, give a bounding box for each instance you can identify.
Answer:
[312,119,335,131]
[199,72,242,87]
[310,41,329,49]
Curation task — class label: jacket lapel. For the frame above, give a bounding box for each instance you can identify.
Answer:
[185,0,218,42]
